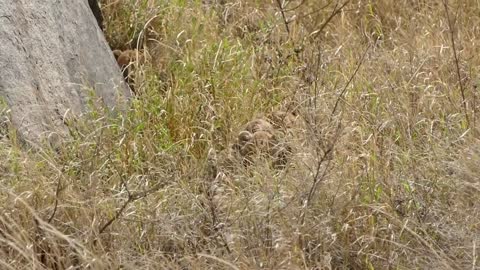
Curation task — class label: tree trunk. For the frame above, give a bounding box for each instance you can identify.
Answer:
[0,0,130,147]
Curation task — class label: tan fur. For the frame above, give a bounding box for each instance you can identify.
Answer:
[239,130,273,157]
[268,111,297,129]
[114,49,143,67]
[113,49,122,60]
[233,116,292,169]
[244,119,273,134]
[112,49,144,93]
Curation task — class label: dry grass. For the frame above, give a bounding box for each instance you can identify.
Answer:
[1,0,480,269]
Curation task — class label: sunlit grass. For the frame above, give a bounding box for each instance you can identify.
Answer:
[0,0,479,269]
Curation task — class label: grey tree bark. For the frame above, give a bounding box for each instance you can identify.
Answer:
[0,0,130,147]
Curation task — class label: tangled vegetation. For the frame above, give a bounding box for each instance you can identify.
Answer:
[1,0,479,269]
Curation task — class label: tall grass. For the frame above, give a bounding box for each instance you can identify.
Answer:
[1,0,479,269]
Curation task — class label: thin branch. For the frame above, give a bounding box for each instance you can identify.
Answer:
[284,0,307,12]
[330,42,372,119]
[289,1,334,23]
[298,40,373,253]
[443,0,469,127]
[98,180,165,234]
[98,157,168,234]
[313,0,351,39]
[98,196,133,234]
[47,176,61,223]
[304,146,333,208]
[276,0,290,35]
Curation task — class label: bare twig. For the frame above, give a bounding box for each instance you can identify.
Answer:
[284,0,307,12]
[304,144,333,209]
[35,149,64,224]
[298,39,372,255]
[98,158,168,234]
[297,122,340,255]
[313,0,351,39]
[276,0,290,35]
[98,180,165,234]
[443,0,469,127]
[98,196,132,234]
[289,1,334,23]
[98,180,163,234]
[47,175,61,223]
[330,42,372,119]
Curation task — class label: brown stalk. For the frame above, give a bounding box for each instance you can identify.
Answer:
[443,0,469,128]
[276,0,290,35]
[330,41,372,119]
[313,0,351,40]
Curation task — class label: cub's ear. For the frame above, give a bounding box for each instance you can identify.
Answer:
[88,0,104,30]
[113,50,123,61]
[116,50,134,67]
